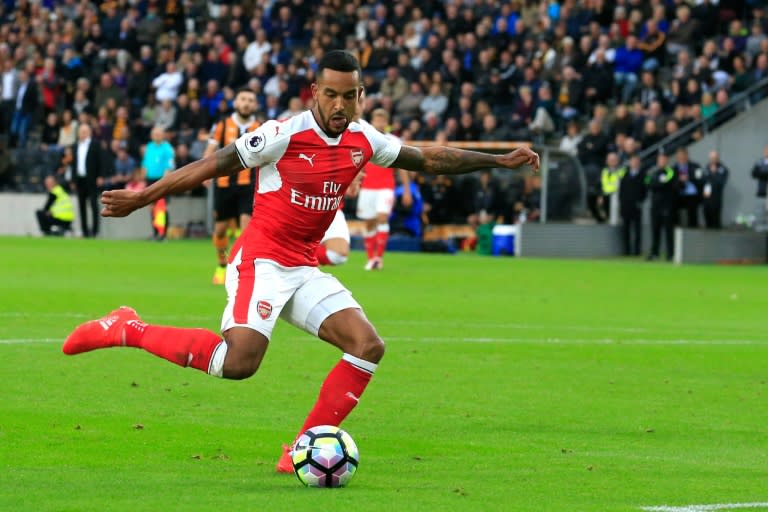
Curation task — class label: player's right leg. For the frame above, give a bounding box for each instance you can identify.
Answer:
[63,255,297,379]
[62,308,269,379]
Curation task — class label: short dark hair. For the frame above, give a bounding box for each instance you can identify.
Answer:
[234,87,256,98]
[317,50,361,80]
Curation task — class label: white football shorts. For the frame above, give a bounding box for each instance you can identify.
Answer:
[356,188,395,220]
[221,251,360,339]
[321,209,350,243]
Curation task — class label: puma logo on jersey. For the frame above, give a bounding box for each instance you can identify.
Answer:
[299,153,316,167]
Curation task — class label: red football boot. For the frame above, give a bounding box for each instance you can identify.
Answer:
[62,306,140,355]
[276,444,294,474]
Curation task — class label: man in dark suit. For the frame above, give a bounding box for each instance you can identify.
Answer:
[673,147,704,228]
[646,152,678,261]
[619,154,647,256]
[10,69,38,148]
[702,150,729,229]
[73,123,111,237]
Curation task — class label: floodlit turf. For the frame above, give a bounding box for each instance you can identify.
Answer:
[1,236,767,512]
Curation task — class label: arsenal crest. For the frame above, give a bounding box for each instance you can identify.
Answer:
[350,148,364,168]
[257,300,272,320]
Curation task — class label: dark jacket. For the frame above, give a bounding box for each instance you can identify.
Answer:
[646,165,678,211]
[703,163,729,204]
[72,140,112,189]
[16,79,39,115]
[751,158,768,198]
[619,167,647,212]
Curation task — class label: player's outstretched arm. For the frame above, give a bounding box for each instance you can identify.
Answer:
[101,144,245,217]
[392,145,540,176]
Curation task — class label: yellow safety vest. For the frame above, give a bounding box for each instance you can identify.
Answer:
[50,185,74,222]
[601,166,626,195]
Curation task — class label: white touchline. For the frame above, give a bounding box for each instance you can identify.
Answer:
[641,502,768,512]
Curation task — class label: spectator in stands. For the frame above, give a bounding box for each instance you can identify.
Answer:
[57,109,78,149]
[666,4,699,58]
[152,61,184,103]
[556,65,583,121]
[702,150,729,229]
[583,49,615,110]
[40,112,61,152]
[1,58,17,135]
[559,121,582,157]
[380,66,409,105]
[36,175,74,236]
[103,137,131,183]
[10,69,38,149]
[638,18,666,71]
[614,35,645,104]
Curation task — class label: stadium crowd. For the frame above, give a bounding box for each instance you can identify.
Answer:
[1,0,767,233]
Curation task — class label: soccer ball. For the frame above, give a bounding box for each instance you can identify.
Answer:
[291,425,359,488]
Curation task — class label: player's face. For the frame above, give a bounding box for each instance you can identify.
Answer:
[312,68,361,137]
[234,92,256,118]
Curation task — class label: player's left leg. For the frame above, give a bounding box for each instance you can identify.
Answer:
[276,273,382,472]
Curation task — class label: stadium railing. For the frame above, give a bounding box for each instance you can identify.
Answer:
[637,75,768,169]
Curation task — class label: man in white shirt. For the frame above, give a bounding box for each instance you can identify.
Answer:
[152,61,183,102]
[243,29,272,73]
[74,124,109,237]
[1,59,17,136]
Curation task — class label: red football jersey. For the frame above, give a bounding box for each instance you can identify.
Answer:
[233,110,402,267]
[360,132,400,190]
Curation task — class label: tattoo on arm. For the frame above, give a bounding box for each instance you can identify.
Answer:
[392,145,499,176]
[214,144,246,177]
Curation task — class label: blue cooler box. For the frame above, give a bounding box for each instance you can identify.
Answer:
[491,225,517,256]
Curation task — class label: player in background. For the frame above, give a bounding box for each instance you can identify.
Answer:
[356,109,411,270]
[204,88,260,285]
[61,51,539,474]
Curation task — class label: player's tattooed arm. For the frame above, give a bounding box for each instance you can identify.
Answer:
[102,144,246,217]
[392,145,540,176]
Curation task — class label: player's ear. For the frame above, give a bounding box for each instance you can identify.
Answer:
[311,82,319,100]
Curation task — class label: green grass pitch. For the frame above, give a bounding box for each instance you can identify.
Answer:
[1,236,767,511]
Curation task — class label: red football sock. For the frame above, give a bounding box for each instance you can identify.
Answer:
[364,232,376,260]
[124,320,225,375]
[315,244,331,266]
[293,356,375,441]
[375,230,389,258]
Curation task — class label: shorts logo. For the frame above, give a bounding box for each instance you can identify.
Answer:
[257,300,272,320]
[248,134,266,153]
[350,148,364,168]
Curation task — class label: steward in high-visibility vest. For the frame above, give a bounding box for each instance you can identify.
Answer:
[37,176,74,236]
[599,152,624,224]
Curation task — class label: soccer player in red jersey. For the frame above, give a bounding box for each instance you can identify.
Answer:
[356,108,412,270]
[62,51,539,473]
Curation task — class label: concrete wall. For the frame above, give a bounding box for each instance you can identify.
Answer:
[516,222,766,264]
[0,192,208,238]
[686,99,768,227]
[674,228,767,264]
[516,223,624,258]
